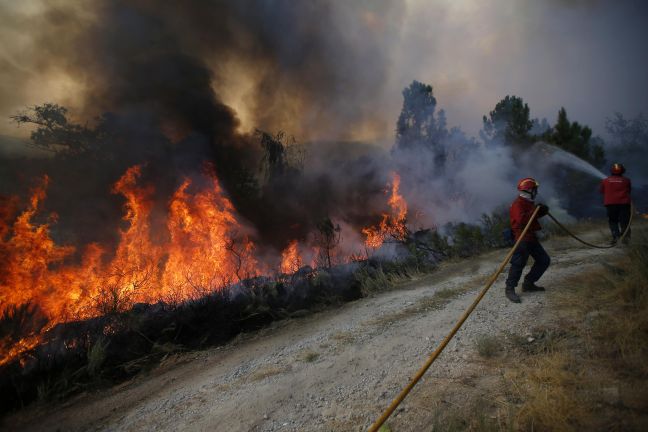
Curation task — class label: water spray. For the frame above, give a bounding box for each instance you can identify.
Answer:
[534,141,606,180]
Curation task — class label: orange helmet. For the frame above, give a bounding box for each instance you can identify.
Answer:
[610,163,625,175]
[517,177,539,192]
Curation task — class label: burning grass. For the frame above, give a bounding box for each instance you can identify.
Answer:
[362,172,408,249]
[0,163,523,415]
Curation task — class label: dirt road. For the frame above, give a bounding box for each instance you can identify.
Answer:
[3,229,622,432]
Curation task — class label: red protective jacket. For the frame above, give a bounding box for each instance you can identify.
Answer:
[599,175,631,205]
[510,196,543,242]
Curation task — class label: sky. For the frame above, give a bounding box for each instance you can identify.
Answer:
[0,0,647,143]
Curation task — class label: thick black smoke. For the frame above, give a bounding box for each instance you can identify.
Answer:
[1,0,404,252]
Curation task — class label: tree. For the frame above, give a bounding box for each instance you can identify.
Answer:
[313,217,340,269]
[481,95,533,146]
[547,107,605,168]
[605,112,648,190]
[605,112,648,158]
[395,81,447,171]
[256,129,304,185]
[10,104,102,158]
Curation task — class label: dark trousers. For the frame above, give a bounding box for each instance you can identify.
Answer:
[505,241,550,288]
[606,204,631,239]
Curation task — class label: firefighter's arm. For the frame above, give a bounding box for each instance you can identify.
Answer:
[537,203,549,217]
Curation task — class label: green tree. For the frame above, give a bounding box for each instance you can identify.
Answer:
[481,95,533,146]
[395,81,447,170]
[547,107,605,168]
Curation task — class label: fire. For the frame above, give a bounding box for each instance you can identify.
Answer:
[0,165,258,366]
[280,240,302,274]
[362,172,408,249]
[163,172,258,297]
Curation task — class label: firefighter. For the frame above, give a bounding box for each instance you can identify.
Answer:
[600,163,632,244]
[504,178,550,303]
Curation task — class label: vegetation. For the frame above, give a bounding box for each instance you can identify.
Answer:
[543,107,606,168]
[481,95,533,147]
[297,349,320,363]
[314,217,342,269]
[480,95,608,170]
[0,266,363,414]
[396,82,447,153]
[10,103,104,158]
[475,334,503,358]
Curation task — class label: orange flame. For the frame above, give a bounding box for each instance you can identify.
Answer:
[362,172,408,249]
[0,165,258,366]
[280,240,302,274]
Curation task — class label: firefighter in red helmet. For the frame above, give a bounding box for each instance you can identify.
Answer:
[504,178,550,303]
[600,163,631,244]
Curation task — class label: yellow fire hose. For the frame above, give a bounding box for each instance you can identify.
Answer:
[367,206,541,432]
[367,203,634,431]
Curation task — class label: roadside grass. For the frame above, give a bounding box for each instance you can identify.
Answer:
[355,264,426,297]
[247,365,290,382]
[512,229,648,430]
[297,349,320,363]
[475,334,503,358]
[427,398,513,432]
[391,227,648,431]
[330,330,356,346]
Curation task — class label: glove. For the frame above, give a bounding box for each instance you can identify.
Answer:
[537,203,549,216]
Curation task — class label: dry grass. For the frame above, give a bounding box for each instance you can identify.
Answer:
[356,265,424,297]
[510,228,648,430]
[511,352,592,430]
[393,227,648,431]
[475,334,503,358]
[247,364,290,382]
[329,330,356,346]
[297,349,320,363]
[552,231,648,377]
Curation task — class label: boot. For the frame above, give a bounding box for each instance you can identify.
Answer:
[522,280,545,292]
[505,286,521,303]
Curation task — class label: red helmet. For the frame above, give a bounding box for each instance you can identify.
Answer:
[517,177,539,192]
[610,163,625,175]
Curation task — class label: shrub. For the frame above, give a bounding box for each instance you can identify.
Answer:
[475,334,502,358]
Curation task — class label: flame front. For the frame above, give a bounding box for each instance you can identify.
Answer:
[1,167,414,367]
[362,172,408,249]
[280,240,302,274]
[0,165,258,366]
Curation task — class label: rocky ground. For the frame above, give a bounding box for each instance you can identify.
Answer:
[2,227,624,432]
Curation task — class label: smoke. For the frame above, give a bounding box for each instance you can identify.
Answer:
[1,0,646,256]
